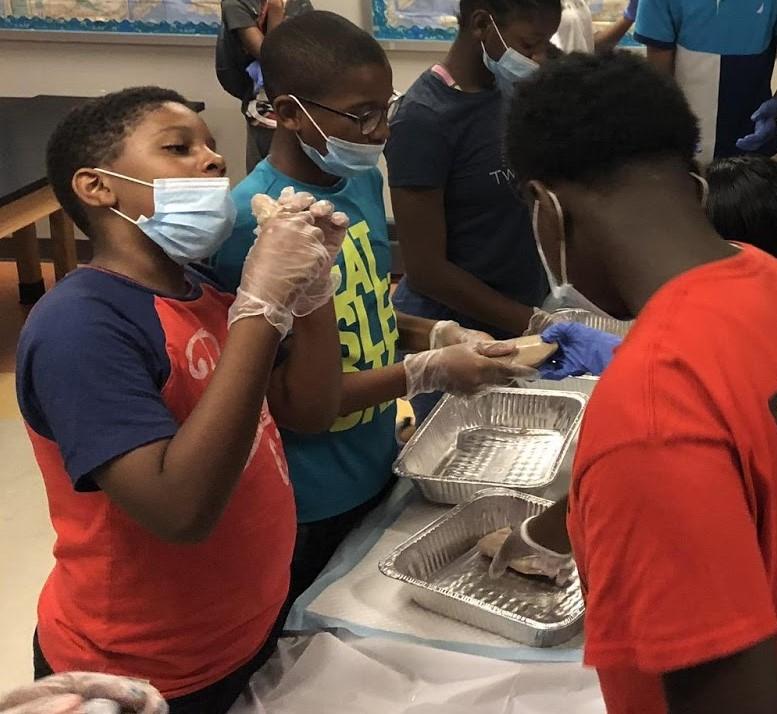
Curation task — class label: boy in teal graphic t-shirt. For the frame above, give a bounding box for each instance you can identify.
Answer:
[214,11,531,600]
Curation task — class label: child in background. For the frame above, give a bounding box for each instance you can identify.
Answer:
[216,0,285,170]
[385,0,560,423]
[213,10,534,600]
[706,155,777,258]
[19,87,345,713]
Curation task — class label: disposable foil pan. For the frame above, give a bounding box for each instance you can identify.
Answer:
[379,489,584,646]
[395,388,586,505]
[531,308,634,337]
[534,376,598,396]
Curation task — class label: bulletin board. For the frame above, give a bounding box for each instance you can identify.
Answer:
[0,0,221,35]
[371,0,639,45]
[372,0,458,42]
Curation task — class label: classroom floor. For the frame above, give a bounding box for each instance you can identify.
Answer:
[0,260,413,695]
[0,261,57,693]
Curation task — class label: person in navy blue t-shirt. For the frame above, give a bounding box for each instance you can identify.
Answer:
[636,0,777,166]
[385,0,560,422]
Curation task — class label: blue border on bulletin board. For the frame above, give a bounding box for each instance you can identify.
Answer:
[0,16,218,35]
[372,0,457,42]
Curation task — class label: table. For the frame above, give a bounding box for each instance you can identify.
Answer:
[228,632,606,713]
[0,95,206,304]
[0,96,88,303]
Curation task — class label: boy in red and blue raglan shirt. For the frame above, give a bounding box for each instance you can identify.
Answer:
[16,87,346,714]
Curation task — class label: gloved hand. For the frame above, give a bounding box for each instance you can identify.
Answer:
[275,187,349,317]
[246,60,264,94]
[428,320,494,350]
[538,322,621,379]
[488,516,575,586]
[0,673,168,714]
[736,96,777,152]
[403,342,536,400]
[623,0,639,21]
[229,190,347,336]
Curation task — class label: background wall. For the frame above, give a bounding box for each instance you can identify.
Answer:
[0,0,443,205]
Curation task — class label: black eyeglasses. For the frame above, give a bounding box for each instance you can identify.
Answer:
[296,91,403,136]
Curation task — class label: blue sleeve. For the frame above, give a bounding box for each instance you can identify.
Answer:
[17,296,179,491]
[634,0,679,49]
[212,181,259,292]
[385,101,452,189]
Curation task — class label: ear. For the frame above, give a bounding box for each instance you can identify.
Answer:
[273,95,305,132]
[527,179,555,214]
[72,169,117,209]
[469,8,492,41]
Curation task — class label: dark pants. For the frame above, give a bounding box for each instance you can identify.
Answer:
[34,616,285,714]
[246,123,274,174]
[287,478,396,607]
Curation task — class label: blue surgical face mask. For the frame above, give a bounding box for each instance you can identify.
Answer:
[482,15,539,97]
[94,169,236,265]
[290,95,385,178]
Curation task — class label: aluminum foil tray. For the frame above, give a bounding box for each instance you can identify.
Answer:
[379,489,584,647]
[531,308,634,337]
[395,388,586,505]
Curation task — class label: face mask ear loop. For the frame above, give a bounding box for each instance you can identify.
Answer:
[690,172,709,209]
[288,94,329,144]
[488,14,510,53]
[93,168,154,223]
[532,198,555,280]
[93,168,154,188]
[547,189,568,284]
[109,207,140,224]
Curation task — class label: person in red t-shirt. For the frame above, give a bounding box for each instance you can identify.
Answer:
[17,87,347,713]
[494,52,777,713]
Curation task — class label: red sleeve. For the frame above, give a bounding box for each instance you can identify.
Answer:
[575,439,777,674]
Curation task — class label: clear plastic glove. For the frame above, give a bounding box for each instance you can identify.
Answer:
[259,187,349,318]
[228,190,346,336]
[428,320,494,350]
[488,517,575,586]
[403,342,536,400]
[0,673,168,714]
[736,96,777,152]
[538,322,621,379]
[623,0,639,21]
[523,308,554,337]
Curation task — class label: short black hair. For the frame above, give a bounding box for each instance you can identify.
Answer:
[260,11,388,102]
[460,0,560,27]
[506,52,700,186]
[46,86,188,237]
[706,155,777,257]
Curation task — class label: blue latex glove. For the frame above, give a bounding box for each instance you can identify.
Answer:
[736,96,777,152]
[623,0,639,21]
[538,322,622,380]
[246,60,264,95]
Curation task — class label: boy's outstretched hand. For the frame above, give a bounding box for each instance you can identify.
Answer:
[428,319,494,349]
[229,188,349,336]
[0,673,168,714]
[403,341,537,399]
